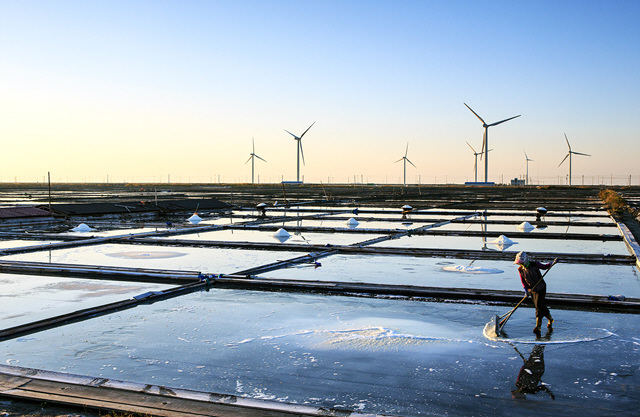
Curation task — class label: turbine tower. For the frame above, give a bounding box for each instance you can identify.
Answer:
[466,141,482,182]
[284,122,315,183]
[394,143,416,187]
[524,150,533,185]
[558,133,590,186]
[464,103,521,183]
[245,137,266,184]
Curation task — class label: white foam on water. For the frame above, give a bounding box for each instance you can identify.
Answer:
[442,265,504,274]
[106,251,186,259]
[483,321,615,345]
[231,326,477,350]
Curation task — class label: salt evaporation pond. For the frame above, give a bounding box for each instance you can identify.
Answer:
[438,221,622,236]
[154,228,380,246]
[60,226,159,237]
[0,273,171,328]
[263,255,640,297]
[0,290,637,416]
[1,244,302,275]
[277,217,425,230]
[372,233,630,255]
[0,239,62,249]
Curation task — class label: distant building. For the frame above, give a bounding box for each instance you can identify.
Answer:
[510,178,525,186]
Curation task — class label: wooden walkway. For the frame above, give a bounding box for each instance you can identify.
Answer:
[0,365,377,417]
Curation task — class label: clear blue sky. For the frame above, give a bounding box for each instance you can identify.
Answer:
[1,0,638,184]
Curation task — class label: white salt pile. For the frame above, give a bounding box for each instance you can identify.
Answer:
[71,223,95,232]
[346,218,359,228]
[487,235,515,245]
[517,221,535,231]
[272,228,291,243]
[188,213,203,224]
[442,265,504,274]
[486,234,516,251]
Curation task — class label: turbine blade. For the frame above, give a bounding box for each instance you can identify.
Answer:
[464,103,486,125]
[558,153,569,167]
[299,121,316,139]
[466,141,477,153]
[255,154,267,162]
[405,142,409,158]
[572,151,591,157]
[407,158,417,168]
[245,155,253,164]
[394,157,403,163]
[480,131,486,160]
[299,141,305,165]
[564,133,571,151]
[284,129,298,139]
[488,114,521,127]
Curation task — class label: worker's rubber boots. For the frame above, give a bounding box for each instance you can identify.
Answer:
[533,317,542,334]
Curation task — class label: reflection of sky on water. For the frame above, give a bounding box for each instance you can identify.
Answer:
[263,255,640,297]
[372,233,630,255]
[438,222,621,236]
[1,244,301,275]
[154,228,377,246]
[0,239,61,249]
[1,290,637,416]
[0,273,171,328]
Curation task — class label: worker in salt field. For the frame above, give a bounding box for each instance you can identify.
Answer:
[511,344,555,400]
[514,251,554,333]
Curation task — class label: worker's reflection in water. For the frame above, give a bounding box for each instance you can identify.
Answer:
[511,340,555,400]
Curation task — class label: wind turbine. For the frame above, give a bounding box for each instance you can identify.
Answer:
[466,141,482,182]
[466,141,494,182]
[524,150,533,185]
[558,134,590,186]
[464,103,521,183]
[284,122,315,182]
[394,143,416,187]
[245,137,266,184]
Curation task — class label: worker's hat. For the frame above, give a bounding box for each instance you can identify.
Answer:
[514,251,528,265]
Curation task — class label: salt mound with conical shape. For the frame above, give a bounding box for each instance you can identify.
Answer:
[517,221,535,231]
[402,204,413,210]
[346,218,359,228]
[188,213,203,224]
[488,235,516,245]
[71,223,95,232]
[272,228,291,243]
[273,228,290,238]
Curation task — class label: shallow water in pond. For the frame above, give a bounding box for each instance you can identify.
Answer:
[0,290,637,417]
[262,255,640,297]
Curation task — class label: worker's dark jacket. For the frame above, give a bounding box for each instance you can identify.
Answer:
[518,261,551,293]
